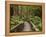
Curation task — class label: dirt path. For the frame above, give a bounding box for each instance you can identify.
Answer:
[23,21,32,31]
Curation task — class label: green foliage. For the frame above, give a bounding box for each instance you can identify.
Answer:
[10,5,42,31]
[32,7,41,16]
[30,16,42,31]
[10,15,42,31]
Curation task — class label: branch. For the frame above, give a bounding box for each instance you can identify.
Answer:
[11,22,24,31]
[30,21,39,31]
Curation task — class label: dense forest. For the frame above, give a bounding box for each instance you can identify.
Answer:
[10,4,42,32]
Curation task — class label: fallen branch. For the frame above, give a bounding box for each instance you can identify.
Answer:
[30,21,39,31]
[11,22,24,31]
